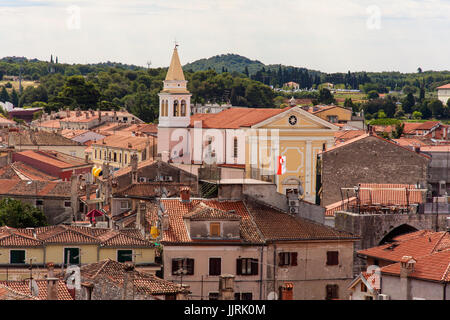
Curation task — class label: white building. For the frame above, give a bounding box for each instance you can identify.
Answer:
[437,84,450,105]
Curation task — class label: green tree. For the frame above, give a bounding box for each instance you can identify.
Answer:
[412,111,422,120]
[402,85,417,95]
[402,93,415,114]
[394,105,405,118]
[318,88,335,104]
[392,123,405,139]
[0,198,47,228]
[59,75,100,108]
[367,90,379,100]
[0,86,10,102]
[428,99,444,118]
[10,88,19,107]
[377,109,387,119]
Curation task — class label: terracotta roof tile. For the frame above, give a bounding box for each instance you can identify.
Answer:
[113,182,186,198]
[185,202,241,221]
[0,180,71,197]
[150,199,263,244]
[92,134,154,151]
[358,231,450,262]
[0,280,73,300]
[0,226,43,247]
[381,249,450,282]
[245,200,357,241]
[189,107,292,129]
[80,259,187,295]
[437,84,450,89]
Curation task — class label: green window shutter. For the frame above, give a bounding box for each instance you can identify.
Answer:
[10,250,25,264]
[117,250,133,263]
[64,248,80,265]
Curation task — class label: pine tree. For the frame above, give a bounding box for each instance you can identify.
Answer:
[50,54,53,64]
[11,88,19,107]
[244,66,249,77]
[0,87,10,103]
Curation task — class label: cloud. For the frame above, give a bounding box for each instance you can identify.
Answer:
[0,0,448,72]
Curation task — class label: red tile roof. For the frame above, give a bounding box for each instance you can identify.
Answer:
[0,226,43,247]
[358,231,450,263]
[245,200,357,241]
[437,84,450,89]
[334,130,366,144]
[14,150,89,169]
[0,162,58,181]
[0,284,37,300]
[0,179,71,197]
[149,199,263,244]
[80,259,187,295]
[381,249,450,282]
[325,197,357,217]
[357,183,424,206]
[0,280,73,300]
[415,121,440,130]
[189,107,291,129]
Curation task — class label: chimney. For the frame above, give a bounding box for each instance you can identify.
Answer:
[180,187,191,203]
[46,262,59,300]
[218,274,235,300]
[131,154,138,184]
[137,201,146,235]
[399,256,416,300]
[162,214,169,231]
[122,262,135,300]
[97,109,102,122]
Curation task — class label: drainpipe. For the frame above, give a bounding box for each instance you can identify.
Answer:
[273,243,277,299]
[259,244,264,300]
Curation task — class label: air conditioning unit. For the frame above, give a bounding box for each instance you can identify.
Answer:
[95,222,108,228]
[378,294,390,300]
[289,200,299,207]
[289,207,299,214]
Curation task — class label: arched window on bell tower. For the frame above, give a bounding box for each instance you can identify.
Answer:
[173,100,179,117]
[181,100,186,116]
[164,100,168,116]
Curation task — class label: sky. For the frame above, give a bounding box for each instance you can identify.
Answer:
[0,0,449,73]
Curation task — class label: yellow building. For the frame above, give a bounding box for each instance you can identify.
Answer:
[0,225,157,280]
[311,106,352,124]
[91,134,156,171]
[157,46,338,202]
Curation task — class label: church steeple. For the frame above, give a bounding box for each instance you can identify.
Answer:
[165,46,185,81]
[158,45,191,128]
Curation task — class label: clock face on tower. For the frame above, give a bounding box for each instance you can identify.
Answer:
[288,115,297,126]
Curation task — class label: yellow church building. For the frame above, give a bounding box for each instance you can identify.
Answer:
[157,46,338,202]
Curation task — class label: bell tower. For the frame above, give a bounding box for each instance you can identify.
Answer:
[158,45,191,128]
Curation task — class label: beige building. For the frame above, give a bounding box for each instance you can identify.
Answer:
[149,190,358,300]
[0,225,157,281]
[91,134,156,171]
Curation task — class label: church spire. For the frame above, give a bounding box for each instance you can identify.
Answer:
[165,45,185,81]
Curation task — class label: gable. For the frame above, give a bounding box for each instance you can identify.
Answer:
[253,107,339,131]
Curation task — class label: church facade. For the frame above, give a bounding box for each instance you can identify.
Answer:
[157,47,338,202]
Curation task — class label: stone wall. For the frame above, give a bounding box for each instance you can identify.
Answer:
[321,135,430,206]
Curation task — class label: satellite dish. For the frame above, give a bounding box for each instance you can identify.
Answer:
[267,291,278,300]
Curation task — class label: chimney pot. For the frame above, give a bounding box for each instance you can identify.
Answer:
[180,187,191,202]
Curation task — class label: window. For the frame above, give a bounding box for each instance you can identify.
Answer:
[64,248,80,265]
[172,258,194,275]
[36,200,43,206]
[95,149,97,159]
[236,258,258,275]
[278,252,297,266]
[120,201,129,209]
[119,153,122,163]
[327,251,339,266]
[104,151,107,159]
[173,100,179,117]
[233,137,238,158]
[209,258,221,276]
[113,152,117,162]
[64,201,71,208]
[125,154,128,164]
[235,292,253,300]
[117,250,133,263]
[326,284,339,300]
[361,282,367,292]
[209,292,219,300]
[10,250,25,264]
[327,115,338,123]
[181,100,186,116]
[210,223,221,237]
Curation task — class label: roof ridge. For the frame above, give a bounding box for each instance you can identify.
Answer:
[441,262,450,282]
[92,259,112,279]
[430,231,449,253]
